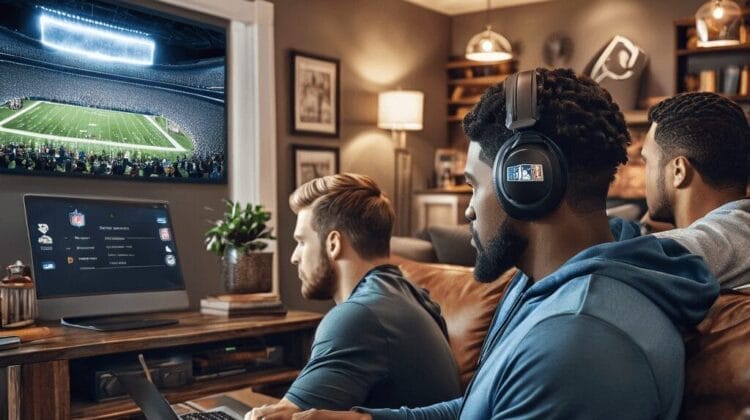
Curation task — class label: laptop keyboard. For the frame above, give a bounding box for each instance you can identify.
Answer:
[181,412,237,420]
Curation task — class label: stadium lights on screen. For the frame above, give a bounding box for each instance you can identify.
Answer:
[40,14,155,66]
[1,0,226,183]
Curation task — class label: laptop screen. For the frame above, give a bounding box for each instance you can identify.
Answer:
[24,195,186,299]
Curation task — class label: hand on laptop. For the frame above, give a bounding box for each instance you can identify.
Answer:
[290,410,371,420]
[245,398,300,420]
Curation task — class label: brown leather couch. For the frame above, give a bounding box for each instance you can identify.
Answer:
[395,257,750,419]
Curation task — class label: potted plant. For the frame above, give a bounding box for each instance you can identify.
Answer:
[205,200,275,294]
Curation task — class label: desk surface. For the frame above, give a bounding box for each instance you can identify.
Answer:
[0,310,323,366]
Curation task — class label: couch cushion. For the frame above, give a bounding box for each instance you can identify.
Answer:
[682,290,750,419]
[427,225,476,266]
[390,236,437,263]
[395,257,514,390]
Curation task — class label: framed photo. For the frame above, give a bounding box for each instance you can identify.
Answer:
[291,50,340,137]
[292,145,340,188]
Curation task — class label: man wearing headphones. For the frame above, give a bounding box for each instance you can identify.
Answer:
[292,69,719,420]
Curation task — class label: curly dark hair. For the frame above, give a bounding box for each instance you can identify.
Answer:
[462,68,630,213]
[648,91,749,191]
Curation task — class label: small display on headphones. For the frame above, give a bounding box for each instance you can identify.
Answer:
[507,164,544,182]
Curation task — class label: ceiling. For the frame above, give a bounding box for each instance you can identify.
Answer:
[402,0,553,16]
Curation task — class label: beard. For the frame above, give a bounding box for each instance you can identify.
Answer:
[471,218,527,283]
[648,165,675,224]
[300,246,336,300]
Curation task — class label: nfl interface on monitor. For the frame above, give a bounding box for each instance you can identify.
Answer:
[0,0,227,182]
[24,195,189,319]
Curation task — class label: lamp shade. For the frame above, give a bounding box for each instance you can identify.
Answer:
[466,26,513,62]
[378,90,424,131]
[695,0,742,47]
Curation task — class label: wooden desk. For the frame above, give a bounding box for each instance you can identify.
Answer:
[0,310,322,419]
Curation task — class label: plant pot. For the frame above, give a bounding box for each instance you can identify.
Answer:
[221,247,273,294]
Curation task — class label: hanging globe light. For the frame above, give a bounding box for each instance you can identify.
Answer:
[695,0,742,47]
[465,0,513,62]
[465,25,513,62]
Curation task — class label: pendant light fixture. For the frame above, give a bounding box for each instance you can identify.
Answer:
[465,0,513,62]
[695,0,742,47]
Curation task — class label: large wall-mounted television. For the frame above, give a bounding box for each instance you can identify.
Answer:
[0,0,227,183]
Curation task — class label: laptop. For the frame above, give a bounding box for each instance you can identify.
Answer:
[116,371,252,420]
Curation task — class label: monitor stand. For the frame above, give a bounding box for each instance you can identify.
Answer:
[61,315,179,332]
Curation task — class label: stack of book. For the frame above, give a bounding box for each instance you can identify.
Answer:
[200,292,286,316]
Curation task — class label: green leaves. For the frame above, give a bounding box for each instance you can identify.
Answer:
[204,200,276,257]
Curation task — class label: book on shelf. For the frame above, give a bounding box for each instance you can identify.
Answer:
[723,65,740,95]
[699,70,717,93]
[740,66,750,96]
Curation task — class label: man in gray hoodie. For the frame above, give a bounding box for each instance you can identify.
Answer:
[641,92,750,290]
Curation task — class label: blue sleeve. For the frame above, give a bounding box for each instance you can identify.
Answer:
[356,397,462,420]
[491,315,661,420]
[285,302,391,410]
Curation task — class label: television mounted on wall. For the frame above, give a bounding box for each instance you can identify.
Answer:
[0,0,227,183]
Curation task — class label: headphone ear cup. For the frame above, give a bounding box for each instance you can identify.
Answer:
[493,133,568,220]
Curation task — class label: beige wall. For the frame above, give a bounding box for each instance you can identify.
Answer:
[270,0,451,311]
[451,0,706,99]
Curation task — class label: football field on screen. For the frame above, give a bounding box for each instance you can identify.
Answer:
[0,100,194,155]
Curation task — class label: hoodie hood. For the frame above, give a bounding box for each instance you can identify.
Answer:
[609,216,641,241]
[524,231,719,327]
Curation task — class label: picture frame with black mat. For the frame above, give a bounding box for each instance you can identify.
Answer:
[292,145,339,188]
[290,50,340,137]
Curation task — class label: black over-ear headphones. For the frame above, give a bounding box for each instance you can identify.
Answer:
[492,70,569,221]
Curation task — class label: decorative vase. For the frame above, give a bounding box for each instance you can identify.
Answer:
[221,247,273,294]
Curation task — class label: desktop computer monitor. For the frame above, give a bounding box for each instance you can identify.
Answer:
[24,195,189,320]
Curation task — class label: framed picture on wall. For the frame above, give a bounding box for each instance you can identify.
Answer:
[291,50,340,137]
[292,145,339,188]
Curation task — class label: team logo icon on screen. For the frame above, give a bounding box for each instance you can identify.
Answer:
[159,228,171,241]
[69,210,86,228]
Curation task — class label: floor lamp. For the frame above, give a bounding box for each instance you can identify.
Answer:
[378,90,423,236]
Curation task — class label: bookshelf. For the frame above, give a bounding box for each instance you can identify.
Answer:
[674,9,750,100]
[446,57,517,125]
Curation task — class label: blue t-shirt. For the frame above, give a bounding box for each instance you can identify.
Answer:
[284,264,461,410]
